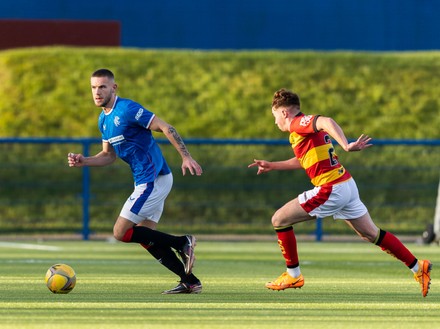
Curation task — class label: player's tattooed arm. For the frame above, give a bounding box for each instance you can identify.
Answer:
[169,126,203,176]
[149,115,202,175]
[167,126,191,157]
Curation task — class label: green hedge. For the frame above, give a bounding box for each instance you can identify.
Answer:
[0,48,439,236]
[1,47,439,139]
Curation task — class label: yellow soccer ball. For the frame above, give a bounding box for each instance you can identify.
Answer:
[45,264,76,294]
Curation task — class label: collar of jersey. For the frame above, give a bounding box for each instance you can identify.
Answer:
[103,96,118,115]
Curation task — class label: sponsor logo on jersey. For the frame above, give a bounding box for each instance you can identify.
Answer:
[135,108,144,121]
[114,116,121,127]
[300,115,313,127]
[108,135,125,145]
[103,124,106,131]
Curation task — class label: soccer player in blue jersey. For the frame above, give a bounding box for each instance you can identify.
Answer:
[68,69,202,294]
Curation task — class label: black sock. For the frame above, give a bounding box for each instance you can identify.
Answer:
[183,273,200,284]
[147,244,186,278]
[131,226,186,250]
[147,245,200,284]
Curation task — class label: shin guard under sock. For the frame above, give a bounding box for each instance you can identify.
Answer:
[375,229,417,268]
[275,226,299,268]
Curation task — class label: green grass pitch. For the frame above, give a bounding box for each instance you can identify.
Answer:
[0,239,438,329]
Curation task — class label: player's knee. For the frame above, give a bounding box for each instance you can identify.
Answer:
[113,228,130,242]
[113,231,124,242]
[271,213,284,227]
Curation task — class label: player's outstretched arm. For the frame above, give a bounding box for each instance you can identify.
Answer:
[67,142,116,167]
[248,157,301,174]
[150,116,202,176]
[316,116,373,152]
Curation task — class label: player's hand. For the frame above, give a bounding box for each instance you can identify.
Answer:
[182,156,203,176]
[347,134,373,152]
[67,152,85,167]
[248,159,272,175]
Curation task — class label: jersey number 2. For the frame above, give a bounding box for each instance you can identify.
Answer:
[324,135,338,166]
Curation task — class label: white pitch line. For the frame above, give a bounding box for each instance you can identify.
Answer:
[0,241,62,251]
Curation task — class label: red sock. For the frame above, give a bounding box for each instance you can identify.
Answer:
[275,226,299,268]
[121,228,134,242]
[123,230,154,250]
[121,229,154,250]
[376,230,417,268]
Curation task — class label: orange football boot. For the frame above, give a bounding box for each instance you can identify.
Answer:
[414,259,432,297]
[266,272,304,291]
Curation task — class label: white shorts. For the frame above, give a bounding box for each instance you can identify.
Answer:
[120,173,173,224]
[298,178,368,220]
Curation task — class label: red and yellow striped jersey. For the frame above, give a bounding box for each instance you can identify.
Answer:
[289,113,351,187]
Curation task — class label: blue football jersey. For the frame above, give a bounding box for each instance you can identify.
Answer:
[98,97,171,185]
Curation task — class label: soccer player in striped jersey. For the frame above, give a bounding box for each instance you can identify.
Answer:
[68,69,202,294]
[248,88,432,297]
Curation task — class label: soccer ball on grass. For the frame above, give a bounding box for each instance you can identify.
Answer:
[45,263,76,294]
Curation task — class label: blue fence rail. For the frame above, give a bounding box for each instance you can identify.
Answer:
[1,137,439,240]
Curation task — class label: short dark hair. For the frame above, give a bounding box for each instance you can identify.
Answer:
[272,88,300,109]
[91,68,115,79]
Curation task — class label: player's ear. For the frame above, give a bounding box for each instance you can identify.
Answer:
[112,83,118,93]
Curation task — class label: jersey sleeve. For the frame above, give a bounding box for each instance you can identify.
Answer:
[125,101,155,129]
[292,114,320,135]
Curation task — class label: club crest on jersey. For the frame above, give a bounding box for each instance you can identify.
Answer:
[114,116,121,127]
[135,108,144,121]
[300,115,313,127]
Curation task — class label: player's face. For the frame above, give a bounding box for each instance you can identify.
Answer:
[91,76,116,108]
[272,106,288,132]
